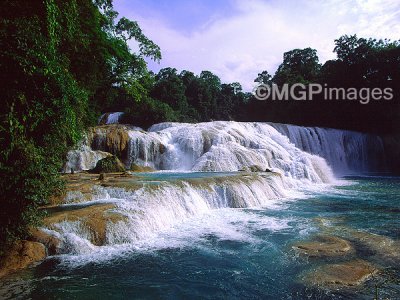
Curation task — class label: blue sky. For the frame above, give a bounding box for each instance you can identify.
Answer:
[114,0,400,90]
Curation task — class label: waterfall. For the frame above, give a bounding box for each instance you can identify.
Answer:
[44,173,294,255]
[270,123,387,175]
[64,121,387,178]
[62,134,111,173]
[54,120,389,256]
[125,121,386,176]
[98,112,124,125]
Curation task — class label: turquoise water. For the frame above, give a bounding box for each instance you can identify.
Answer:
[1,176,399,299]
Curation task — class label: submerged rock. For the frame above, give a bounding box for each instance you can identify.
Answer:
[0,241,46,277]
[347,231,400,263]
[303,260,378,287]
[293,235,353,257]
[90,156,125,173]
[313,217,400,264]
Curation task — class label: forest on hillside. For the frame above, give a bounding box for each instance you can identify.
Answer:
[0,0,399,250]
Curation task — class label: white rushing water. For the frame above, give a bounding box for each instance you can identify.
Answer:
[65,120,386,178]
[54,121,387,258]
[101,122,335,183]
[45,173,299,257]
[98,112,124,125]
[62,135,111,173]
[269,123,386,175]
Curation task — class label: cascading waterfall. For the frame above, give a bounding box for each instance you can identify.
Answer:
[123,122,335,183]
[45,173,292,255]
[270,123,387,175]
[62,134,111,173]
[55,120,388,256]
[66,120,386,177]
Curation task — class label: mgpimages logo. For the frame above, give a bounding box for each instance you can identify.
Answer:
[252,83,394,104]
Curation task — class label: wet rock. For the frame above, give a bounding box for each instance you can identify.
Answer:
[159,143,166,154]
[98,113,110,125]
[90,156,125,173]
[293,235,353,257]
[303,260,378,287]
[44,204,126,246]
[0,241,46,277]
[29,229,61,255]
[238,165,266,172]
[89,125,130,160]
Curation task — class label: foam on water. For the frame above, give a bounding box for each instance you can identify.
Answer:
[54,206,300,268]
[43,173,307,259]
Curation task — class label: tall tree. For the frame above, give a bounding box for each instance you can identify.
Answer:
[273,48,321,85]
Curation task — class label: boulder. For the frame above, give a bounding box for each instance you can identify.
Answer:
[90,156,125,173]
[29,229,61,255]
[0,241,46,277]
[89,125,130,160]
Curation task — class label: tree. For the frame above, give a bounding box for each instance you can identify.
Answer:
[0,0,162,249]
[151,68,190,117]
[273,48,321,85]
[254,70,272,85]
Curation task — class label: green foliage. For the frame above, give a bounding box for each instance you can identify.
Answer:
[120,96,179,129]
[273,48,321,85]
[0,0,162,248]
[245,36,399,133]
[254,71,272,85]
[0,0,87,247]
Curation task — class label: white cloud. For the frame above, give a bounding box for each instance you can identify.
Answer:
[117,0,400,90]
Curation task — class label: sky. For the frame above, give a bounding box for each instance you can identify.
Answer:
[113,0,400,90]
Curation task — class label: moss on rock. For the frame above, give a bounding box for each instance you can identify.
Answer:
[90,156,125,173]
